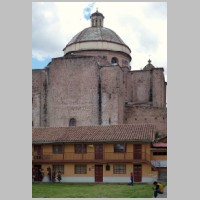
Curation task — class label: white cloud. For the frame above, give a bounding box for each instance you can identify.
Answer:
[32,2,167,78]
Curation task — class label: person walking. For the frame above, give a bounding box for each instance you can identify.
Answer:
[130,172,134,185]
[47,167,51,182]
[153,181,164,198]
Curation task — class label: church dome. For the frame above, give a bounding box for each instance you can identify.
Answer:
[63,10,131,57]
[66,27,127,47]
[143,59,155,70]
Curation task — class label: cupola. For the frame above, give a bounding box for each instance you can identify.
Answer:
[90,9,104,27]
[143,59,155,70]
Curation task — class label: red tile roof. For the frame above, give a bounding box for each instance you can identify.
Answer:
[152,142,167,148]
[32,124,155,144]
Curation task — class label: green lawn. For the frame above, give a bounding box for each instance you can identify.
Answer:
[32,182,166,198]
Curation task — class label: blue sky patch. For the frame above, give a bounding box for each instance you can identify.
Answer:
[83,2,95,20]
[32,57,51,69]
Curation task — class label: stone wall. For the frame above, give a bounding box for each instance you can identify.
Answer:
[32,70,46,127]
[46,56,100,127]
[100,65,125,125]
[32,55,167,134]
[152,69,166,107]
[65,50,131,69]
[125,106,167,134]
[128,68,166,107]
[131,70,151,103]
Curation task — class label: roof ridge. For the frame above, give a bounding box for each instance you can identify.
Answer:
[32,123,156,130]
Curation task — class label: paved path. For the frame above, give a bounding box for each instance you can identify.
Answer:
[155,186,167,198]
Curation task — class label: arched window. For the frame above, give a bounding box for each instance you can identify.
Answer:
[111,57,118,65]
[69,118,76,127]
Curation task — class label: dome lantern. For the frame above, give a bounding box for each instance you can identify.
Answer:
[90,9,104,27]
[143,59,155,70]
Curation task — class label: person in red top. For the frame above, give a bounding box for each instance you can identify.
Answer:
[153,181,164,198]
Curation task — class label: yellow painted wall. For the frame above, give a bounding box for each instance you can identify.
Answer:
[151,155,167,160]
[63,163,94,177]
[43,144,52,153]
[36,142,153,155]
[33,142,155,164]
[103,163,133,177]
[38,163,157,179]
[142,164,157,178]
[33,142,162,180]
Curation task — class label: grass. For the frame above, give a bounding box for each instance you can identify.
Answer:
[32,182,167,198]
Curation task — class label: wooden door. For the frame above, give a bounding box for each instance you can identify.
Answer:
[133,164,142,182]
[95,144,103,160]
[134,144,142,160]
[34,145,42,159]
[95,165,103,182]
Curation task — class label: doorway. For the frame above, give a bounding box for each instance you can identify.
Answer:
[133,144,142,160]
[95,144,103,160]
[95,165,103,182]
[133,164,142,182]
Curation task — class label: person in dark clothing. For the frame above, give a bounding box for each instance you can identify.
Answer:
[128,172,134,185]
[47,167,51,182]
[130,172,134,185]
[153,181,164,198]
[52,170,56,183]
[57,171,62,182]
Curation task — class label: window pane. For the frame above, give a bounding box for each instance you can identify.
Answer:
[53,165,64,174]
[75,165,87,174]
[75,144,87,153]
[113,164,126,174]
[114,143,126,153]
[53,145,63,153]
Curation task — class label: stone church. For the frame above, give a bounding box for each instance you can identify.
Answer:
[32,10,167,136]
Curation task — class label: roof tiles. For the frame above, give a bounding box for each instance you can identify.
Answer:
[32,124,155,144]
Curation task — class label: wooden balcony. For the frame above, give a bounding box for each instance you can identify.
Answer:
[32,151,153,164]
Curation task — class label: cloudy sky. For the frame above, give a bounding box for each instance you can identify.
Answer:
[32,2,167,78]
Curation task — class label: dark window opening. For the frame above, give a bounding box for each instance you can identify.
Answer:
[75,144,87,153]
[114,143,126,153]
[106,164,110,171]
[69,118,76,126]
[53,145,64,154]
[153,152,167,155]
[111,57,118,65]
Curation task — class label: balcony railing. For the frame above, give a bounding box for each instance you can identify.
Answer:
[32,151,153,163]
